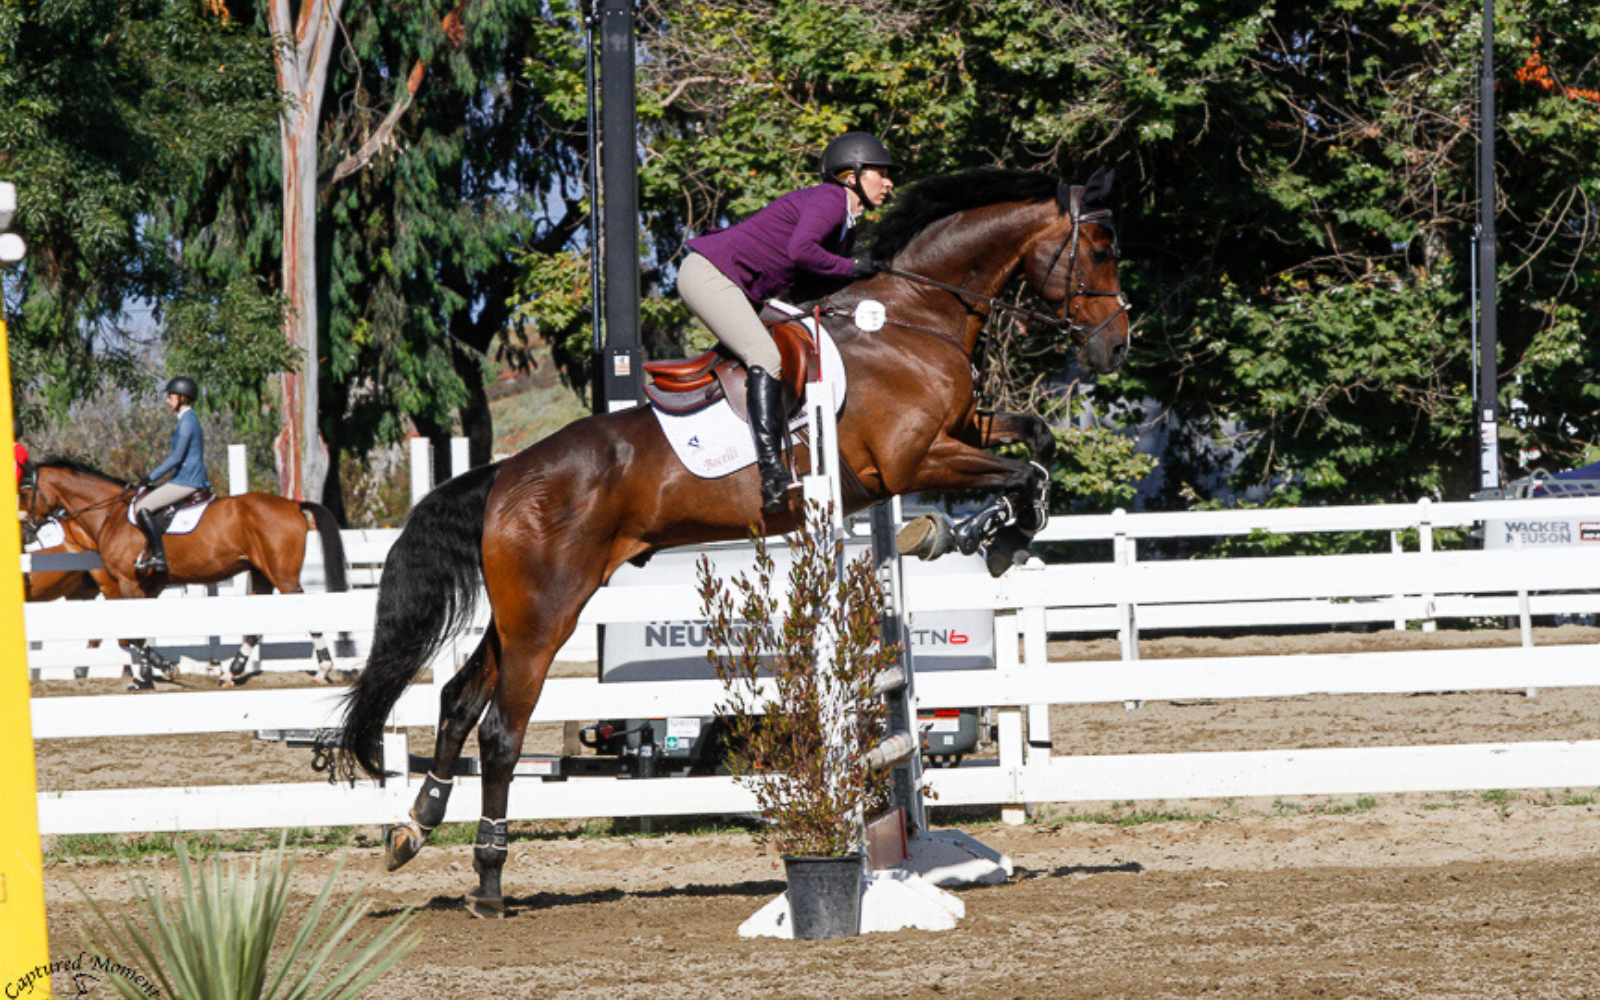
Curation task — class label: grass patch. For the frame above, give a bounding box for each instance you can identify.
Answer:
[1311,795,1379,816]
[1040,801,1220,827]
[1481,788,1514,819]
[49,828,360,864]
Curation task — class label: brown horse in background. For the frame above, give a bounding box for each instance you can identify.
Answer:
[337,167,1132,916]
[19,460,349,687]
[20,515,102,602]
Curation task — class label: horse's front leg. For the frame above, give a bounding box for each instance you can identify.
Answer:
[966,409,1056,467]
[887,437,1048,575]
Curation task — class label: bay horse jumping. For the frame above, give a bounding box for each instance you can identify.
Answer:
[338,167,1131,917]
[18,460,350,686]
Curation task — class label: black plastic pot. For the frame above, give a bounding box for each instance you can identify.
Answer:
[782,852,864,940]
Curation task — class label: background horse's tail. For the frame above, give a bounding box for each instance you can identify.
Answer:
[300,501,349,592]
[337,464,499,780]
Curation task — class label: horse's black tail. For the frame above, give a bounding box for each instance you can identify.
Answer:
[337,464,499,781]
[300,502,349,593]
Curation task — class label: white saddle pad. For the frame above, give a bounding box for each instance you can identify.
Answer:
[651,313,847,480]
[24,518,66,552]
[127,497,213,534]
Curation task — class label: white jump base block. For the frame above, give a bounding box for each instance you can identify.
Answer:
[739,832,1011,938]
[903,829,1012,887]
[739,868,965,938]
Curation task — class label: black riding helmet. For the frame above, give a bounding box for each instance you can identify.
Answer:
[819,132,895,183]
[165,375,198,401]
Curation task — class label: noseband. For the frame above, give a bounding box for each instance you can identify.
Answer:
[877,182,1131,347]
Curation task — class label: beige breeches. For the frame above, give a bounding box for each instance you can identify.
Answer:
[134,483,196,513]
[677,252,782,376]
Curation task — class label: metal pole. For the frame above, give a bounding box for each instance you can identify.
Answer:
[583,1,604,412]
[598,0,642,413]
[1476,0,1501,491]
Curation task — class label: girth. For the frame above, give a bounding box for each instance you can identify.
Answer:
[643,309,822,420]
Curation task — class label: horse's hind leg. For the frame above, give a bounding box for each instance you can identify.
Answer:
[220,569,272,687]
[308,632,336,683]
[386,631,499,872]
[220,635,263,686]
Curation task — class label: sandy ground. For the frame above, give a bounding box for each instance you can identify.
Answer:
[33,625,1600,999]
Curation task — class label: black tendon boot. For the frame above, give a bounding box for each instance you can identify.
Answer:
[465,817,509,918]
[134,509,168,573]
[746,366,794,512]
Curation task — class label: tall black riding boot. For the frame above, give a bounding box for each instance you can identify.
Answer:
[745,366,794,512]
[135,509,168,574]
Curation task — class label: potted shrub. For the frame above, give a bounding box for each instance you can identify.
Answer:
[697,500,900,939]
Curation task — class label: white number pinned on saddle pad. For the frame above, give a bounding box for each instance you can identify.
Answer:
[854,299,886,332]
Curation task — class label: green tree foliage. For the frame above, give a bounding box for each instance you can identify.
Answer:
[0,0,284,414]
[1054,0,1600,504]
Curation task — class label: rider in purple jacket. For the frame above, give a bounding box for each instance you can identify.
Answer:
[678,132,896,512]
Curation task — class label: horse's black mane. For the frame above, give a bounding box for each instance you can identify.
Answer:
[864,169,1063,263]
[37,456,131,487]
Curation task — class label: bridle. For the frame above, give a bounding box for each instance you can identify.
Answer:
[877,182,1132,347]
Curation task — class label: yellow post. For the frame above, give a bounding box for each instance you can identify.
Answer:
[0,314,51,988]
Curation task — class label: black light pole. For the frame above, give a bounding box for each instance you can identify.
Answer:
[1476,0,1501,490]
[594,0,642,413]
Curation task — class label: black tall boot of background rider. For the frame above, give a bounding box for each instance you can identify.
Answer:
[745,366,793,512]
[135,508,168,574]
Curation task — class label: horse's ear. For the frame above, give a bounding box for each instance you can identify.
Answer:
[1082,167,1115,208]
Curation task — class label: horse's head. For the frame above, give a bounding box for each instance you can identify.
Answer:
[21,460,129,521]
[1024,168,1131,375]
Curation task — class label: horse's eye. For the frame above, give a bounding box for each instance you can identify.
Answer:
[1090,248,1112,265]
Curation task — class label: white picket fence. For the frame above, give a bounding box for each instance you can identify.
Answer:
[26,492,1600,835]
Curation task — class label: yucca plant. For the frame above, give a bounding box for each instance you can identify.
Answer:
[75,835,418,1000]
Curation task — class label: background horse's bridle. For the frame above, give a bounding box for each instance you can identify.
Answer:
[877,182,1132,346]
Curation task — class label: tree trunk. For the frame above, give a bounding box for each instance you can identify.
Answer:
[269,0,341,501]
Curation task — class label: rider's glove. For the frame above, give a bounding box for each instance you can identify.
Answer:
[851,253,882,280]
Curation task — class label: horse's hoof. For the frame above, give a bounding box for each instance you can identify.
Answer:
[985,544,1026,578]
[384,822,427,872]
[895,515,952,560]
[464,890,506,919]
